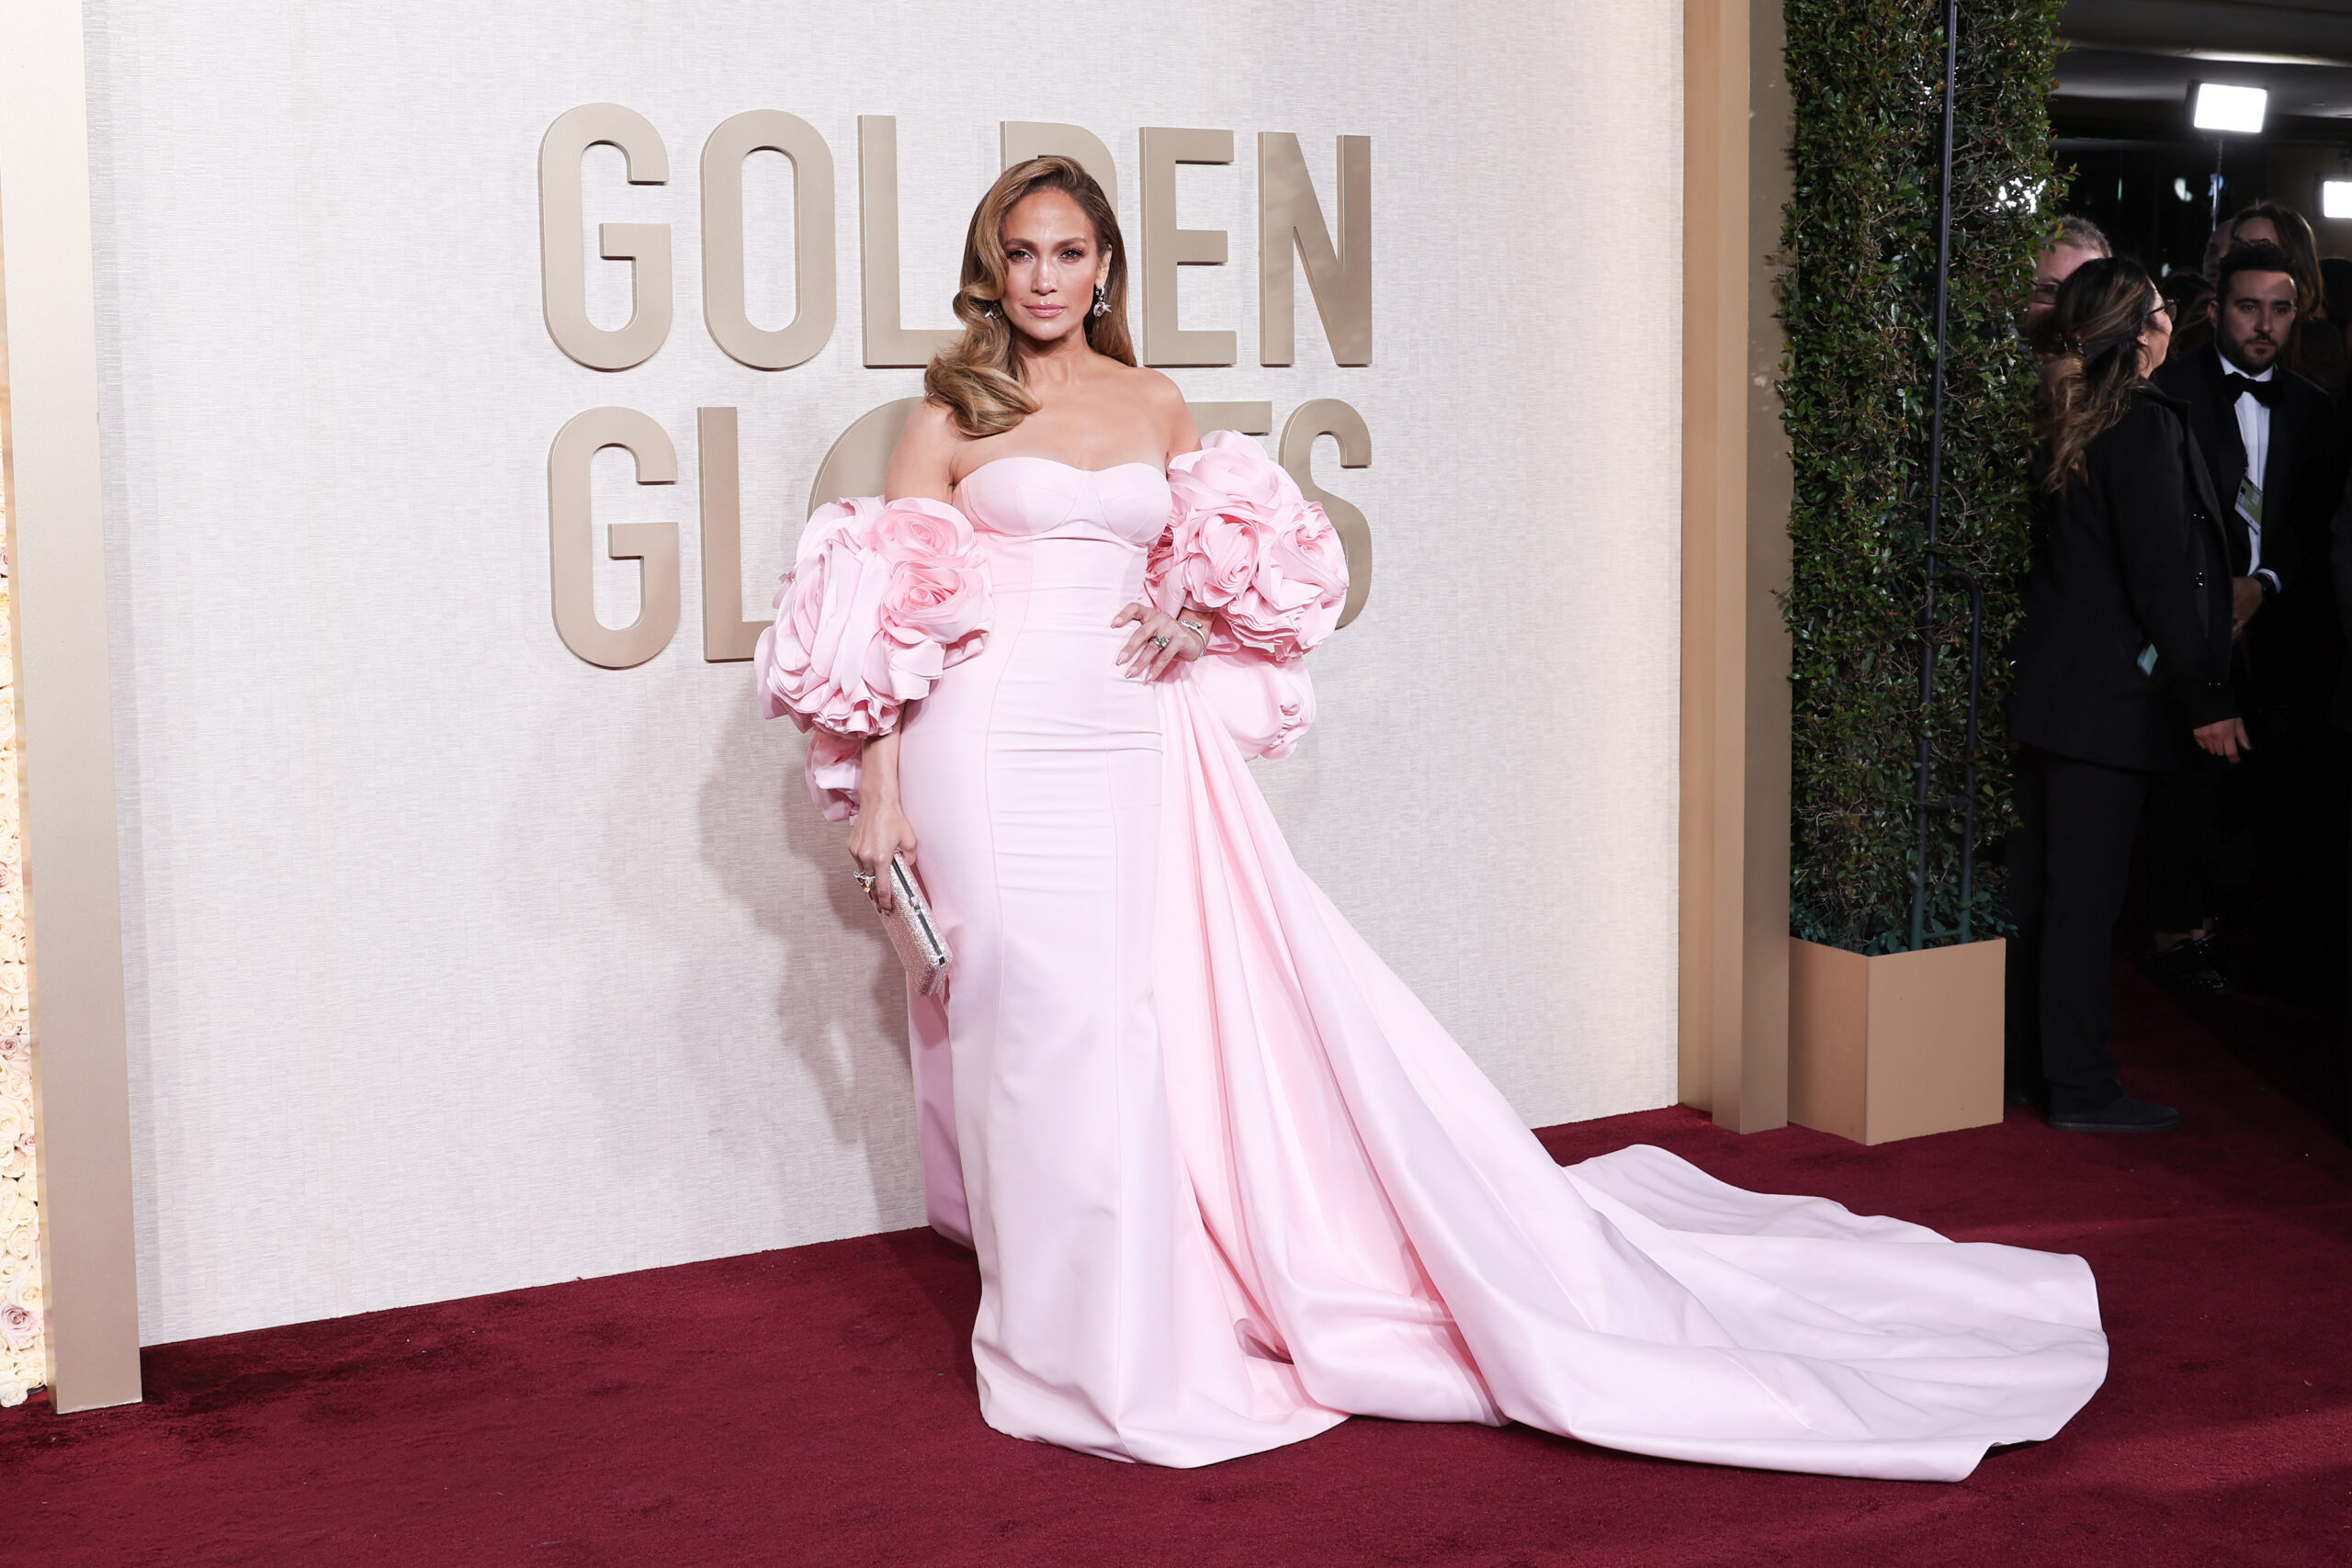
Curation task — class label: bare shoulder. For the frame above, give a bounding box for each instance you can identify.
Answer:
[899,397,963,450]
[1123,365,1200,456]
[1119,363,1185,410]
[886,399,965,502]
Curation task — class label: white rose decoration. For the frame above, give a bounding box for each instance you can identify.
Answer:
[1,1301,37,1346]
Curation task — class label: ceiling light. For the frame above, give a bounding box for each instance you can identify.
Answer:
[2324,180,2352,220]
[2191,83,2267,134]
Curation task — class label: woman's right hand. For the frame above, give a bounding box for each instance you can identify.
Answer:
[847,798,918,914]
[2194,716,2251,763]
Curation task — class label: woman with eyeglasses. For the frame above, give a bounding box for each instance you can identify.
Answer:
[2008,256,2242,1133]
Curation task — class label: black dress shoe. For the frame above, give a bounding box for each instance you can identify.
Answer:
[2047,1095,2180,1134]
[2148,937,2233,999]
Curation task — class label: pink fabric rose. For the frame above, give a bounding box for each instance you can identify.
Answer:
[870,499,972,565]
[1160,432,1348,663]
[879,554,989,658]
[804,729,866,824]
[755,494,991,745]
[1143,511,1184,619]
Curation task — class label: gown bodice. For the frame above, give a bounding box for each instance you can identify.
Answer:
[953,457,1173,549]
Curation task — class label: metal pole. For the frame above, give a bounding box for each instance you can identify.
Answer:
[1957,570,1984,942]
[1909,0,1960,950]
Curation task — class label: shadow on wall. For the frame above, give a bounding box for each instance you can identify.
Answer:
[695,694,915,1228]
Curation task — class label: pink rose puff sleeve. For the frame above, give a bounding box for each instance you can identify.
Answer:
[1149,431,1348,759]
[1155,431,1349,663]
[754,494,991,819]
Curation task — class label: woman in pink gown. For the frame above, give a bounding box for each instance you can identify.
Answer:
[756,158,2109,1481]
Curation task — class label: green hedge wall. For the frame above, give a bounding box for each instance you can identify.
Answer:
[1781,0,2064,953]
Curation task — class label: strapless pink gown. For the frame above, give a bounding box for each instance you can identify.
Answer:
[819,455,2108,1480]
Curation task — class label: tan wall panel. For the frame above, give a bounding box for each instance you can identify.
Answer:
[1680,0,1735,1114]
[1679,0,1792,1132]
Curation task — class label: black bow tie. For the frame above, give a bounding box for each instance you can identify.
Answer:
[2222,371,2279,407]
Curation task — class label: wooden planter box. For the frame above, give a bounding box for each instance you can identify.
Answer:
[1788,937,2007,1145]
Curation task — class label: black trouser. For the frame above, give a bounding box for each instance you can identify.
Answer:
[2007,747,2151,1113]
[2144,753,2254,935]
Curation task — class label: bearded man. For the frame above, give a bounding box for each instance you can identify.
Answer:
[2144,241,2337,998]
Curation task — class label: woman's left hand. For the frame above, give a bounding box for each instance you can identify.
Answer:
[1112,603,1207,681]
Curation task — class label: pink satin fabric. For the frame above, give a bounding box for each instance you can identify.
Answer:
[794,446,2109,1480]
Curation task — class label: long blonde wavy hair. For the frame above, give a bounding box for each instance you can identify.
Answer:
[923,157,1136,438]
[2037,255,2158,495]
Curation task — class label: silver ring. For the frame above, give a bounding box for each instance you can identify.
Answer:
[1150,634,1170,650]
[855,871,876,891]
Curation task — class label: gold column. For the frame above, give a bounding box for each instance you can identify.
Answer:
[1679,0,1794,1132]
[0,0,143,1410]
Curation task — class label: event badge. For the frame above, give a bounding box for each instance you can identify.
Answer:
[2236,474,2264,532]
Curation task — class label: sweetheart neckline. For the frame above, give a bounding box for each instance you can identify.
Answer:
[955,455,1168,491]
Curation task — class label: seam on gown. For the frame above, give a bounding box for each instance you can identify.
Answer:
[972,558,1019,1344]
[1107,710,1134,1430]
[1106,512,1151,1433]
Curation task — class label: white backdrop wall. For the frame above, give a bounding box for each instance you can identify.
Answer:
[80,0,1683,1344]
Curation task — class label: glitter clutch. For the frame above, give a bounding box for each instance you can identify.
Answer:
[881,854,951,997]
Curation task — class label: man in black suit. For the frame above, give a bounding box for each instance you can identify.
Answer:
[2145,242,2335,997]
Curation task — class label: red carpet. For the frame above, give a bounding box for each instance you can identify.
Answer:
[5,959,2349,1567]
